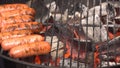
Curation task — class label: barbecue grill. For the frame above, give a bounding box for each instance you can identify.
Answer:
[0,0,120,68]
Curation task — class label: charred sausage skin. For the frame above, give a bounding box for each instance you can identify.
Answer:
[9,41,51,58]
[1,35,44,51]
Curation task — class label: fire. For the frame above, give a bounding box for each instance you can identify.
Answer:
[108,32,114,40]
[64,43,71,58]
[94,45,100,68]
[34,55,41,64]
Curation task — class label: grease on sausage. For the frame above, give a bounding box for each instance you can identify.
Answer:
[0,4,29,12]
[9,41,51,58]
[1,22,43,33]
[0,15,34,27]
[1,35,44,51]
[0,30,33,43]
[0,8,35,18]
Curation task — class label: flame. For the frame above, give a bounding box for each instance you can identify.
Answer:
[94,45,100,68]
[73,30,79,39]
[64,42,70,58]
[34,55,41,64]
[108,32,114,40]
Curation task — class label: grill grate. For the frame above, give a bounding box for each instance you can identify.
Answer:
[0,0,120,68]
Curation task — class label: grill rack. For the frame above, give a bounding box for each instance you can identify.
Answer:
[0,0,120,68]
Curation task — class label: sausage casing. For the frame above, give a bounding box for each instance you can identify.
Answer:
[0,15,34,27]
[1,22,43,33]
[1,35,44,51]
[0,4,29,12]
[9,41,51,58]
[0,8,35,18]
[0,30,33,43]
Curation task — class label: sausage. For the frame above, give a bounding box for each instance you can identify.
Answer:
[0,4,29,12]
[0,15,34,27]
[0,8,35,18]
[1,35,44,51]
[9,41,51,58]
[0,30,33,43]
[1,22,43,33]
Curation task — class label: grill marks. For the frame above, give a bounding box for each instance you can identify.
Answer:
[1,22,43,32]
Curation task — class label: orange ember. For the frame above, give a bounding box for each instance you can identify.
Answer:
[64,42,71,58]
[115,56,120,63]
[94,45,100,68]
[108,32,114,40]
[34,55,41,64]
[73,30,79,39]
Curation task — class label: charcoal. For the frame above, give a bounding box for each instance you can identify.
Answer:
[99,61,120,68]
[98,36,120,51]
[81,15,108,43]
[67,15,109,43]
[59,58,87,68]
[97,36,120,62]
[45,36,64,60]
[85,2,116,18]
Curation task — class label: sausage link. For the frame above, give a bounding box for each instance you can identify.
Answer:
[9,41,51,58]
[0,4,29,12]
[0,15,34,27]
[0,30,33,43]
[0,8,35,18]
[1,22,43,33]
[1,35,44,51]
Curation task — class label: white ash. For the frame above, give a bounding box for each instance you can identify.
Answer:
[81,15,108,43]
[86,2,116,17]
[59,58,88,68]
[46,1,59,13]
[99,61,120,67]
[45,36,64,60]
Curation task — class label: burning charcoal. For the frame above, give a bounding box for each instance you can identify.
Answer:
[97,36,120,63]
[86,2,116,17]
[81,15,108,43]
[98,36,120,52]
[45,36,64,60]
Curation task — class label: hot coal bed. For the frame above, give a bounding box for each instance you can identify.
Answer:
[0,0,120,68]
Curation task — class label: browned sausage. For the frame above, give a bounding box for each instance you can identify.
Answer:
[1,22,43,33]
[0,15,34,27]
[9,41,51,58]
[0,30,33,43]
[0,8,35,18]
[0,4,29,12]
[1,35,44,51]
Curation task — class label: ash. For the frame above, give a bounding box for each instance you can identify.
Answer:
[99,61,120,68]
[59,58,88,68]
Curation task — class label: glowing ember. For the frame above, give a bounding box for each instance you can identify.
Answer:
[94,45,100,68]
[34,55,41,64]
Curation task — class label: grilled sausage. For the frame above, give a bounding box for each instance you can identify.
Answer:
[0,8,35,18]
[0,4,29,12]
[0,15,34,27]
[0,30,33,43]
[9,41,51,58]
[1,35,44,51]
[1,22,43,33]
